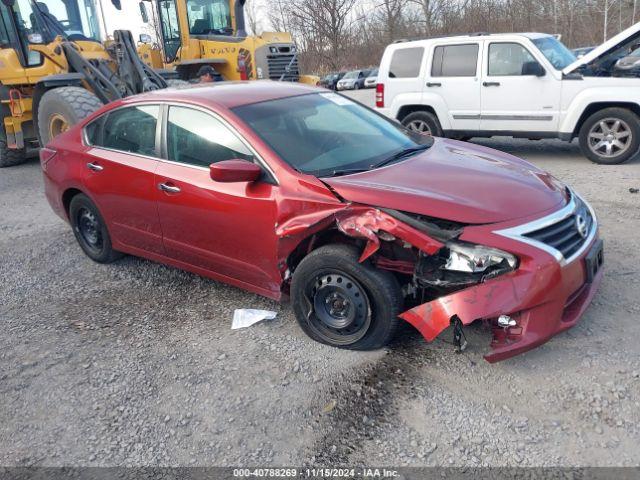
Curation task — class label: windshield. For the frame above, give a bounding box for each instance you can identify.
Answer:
[186,0,232,35]
[19,0,100,41]
[233,93,432,177]
[343,71,359,79]
[531,36,576,69]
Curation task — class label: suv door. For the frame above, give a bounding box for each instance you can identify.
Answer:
[82,104,164,254]
[480,41,560,133]
[425,42,482,133]
[384,46,426,112]
[155,105,280,294]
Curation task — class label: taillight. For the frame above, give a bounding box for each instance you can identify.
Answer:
[39,147,57,171]
[375,83,384,108]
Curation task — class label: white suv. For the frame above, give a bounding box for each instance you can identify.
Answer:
[375,24,640,164]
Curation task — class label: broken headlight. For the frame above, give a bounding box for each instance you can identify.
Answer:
[444,242,517,273]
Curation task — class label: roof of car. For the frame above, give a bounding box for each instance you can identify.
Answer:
[127,81,321,110]
[389,32,553,47]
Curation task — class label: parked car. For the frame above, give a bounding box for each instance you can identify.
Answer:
[614,46,640,76]
[375,24,640,164]
[336,69,369,90]
[572,46,595,58]
[318,72,345,90]
[41,81,603,362]
[364,68,379,88]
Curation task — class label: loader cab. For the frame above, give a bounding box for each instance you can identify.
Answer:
[0,0,100,67]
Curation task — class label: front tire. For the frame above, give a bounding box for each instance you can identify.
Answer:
[578,107,640,164]
[69,194,123,264]
[402,110,443,137]
[37,87,103,147]
[291,244,402,350]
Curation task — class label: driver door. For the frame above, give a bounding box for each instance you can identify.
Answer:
[154,105,281,295]
[480,41,561,133]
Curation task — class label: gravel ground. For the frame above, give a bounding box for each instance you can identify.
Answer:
[1,90,639,468]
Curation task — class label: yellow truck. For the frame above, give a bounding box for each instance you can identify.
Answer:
[137,0,318,83]
[0,0,183,167]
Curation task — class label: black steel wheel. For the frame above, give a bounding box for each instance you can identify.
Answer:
[291,244,402,350]
[69,193,123,263]
[308,270,371,345]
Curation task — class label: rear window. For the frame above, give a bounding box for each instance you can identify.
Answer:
[388,47,424,78]
[431,44,478,77]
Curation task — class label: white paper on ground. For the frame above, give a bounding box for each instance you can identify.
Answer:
[231,309,277,330]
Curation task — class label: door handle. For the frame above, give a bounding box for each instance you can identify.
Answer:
[86,162,103,172]
[482,81,501,87]
[158,182,181,194]
[426,82,442,87]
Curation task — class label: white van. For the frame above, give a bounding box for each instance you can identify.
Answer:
[375,24,640,164]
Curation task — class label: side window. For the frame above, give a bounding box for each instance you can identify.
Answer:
[98,105,159,156]
[488,43,536,76]
[166,106,252,168]
[388,47,424,78]
[84,116,104,146]
[431,44,478,77]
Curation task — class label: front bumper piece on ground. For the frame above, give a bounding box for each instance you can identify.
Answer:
[399,192,603,362]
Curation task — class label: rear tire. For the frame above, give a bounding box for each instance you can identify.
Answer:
[165,79,190,88]
[402,110,443,137]
[0,137,26,168]
[37,87,103,147]
[69,193,123,264]
[291,244,402,350]
[578,107,640,164]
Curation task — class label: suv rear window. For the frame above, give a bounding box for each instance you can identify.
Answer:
[389,47,424,78]
[431,44,478,77]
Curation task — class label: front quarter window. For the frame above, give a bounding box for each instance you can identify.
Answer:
[531,36,576,70]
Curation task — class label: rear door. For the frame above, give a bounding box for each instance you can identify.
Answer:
[424,41,482,133]
[82,104,164,254]
[154,104,281,294]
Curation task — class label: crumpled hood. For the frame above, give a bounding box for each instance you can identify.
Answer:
[323,138,568,224]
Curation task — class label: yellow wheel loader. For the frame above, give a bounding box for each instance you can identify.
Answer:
[137,0,318,84]
[0,0,184,167]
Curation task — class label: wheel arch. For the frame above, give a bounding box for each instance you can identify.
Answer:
[285,228,363,276]
[61,187,85,219]
[396,104,439,123]
[570,102,640,139]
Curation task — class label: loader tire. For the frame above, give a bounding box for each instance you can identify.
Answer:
[37,87,103,147]
[165,79,189,88]
[0,136,26,168]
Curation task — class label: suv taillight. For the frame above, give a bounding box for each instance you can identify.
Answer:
[375,83,384,108]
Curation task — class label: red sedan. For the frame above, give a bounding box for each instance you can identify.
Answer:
[41,82,603,362]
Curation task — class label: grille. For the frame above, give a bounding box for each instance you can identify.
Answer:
[523,196,594,260]
[267,54,300,81]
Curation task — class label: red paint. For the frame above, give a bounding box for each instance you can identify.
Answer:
[41,82,602,362]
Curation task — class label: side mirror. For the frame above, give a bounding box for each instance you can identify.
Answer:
[139,2,149,22]
[111,0,121,10]
[210,159,261,183]
[522,61,546,77]
[139,33,152,44]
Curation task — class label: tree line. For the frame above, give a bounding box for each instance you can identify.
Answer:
[244,0,638,74]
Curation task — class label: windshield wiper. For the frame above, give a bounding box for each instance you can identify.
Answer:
[370,144,430,170]
[326,167,371,177]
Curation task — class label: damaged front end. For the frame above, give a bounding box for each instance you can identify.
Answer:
[281,194,602,363]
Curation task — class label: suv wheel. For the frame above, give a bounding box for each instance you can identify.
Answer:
[402,111,443,137]
[579,108,640,164]
[291,244,402,350]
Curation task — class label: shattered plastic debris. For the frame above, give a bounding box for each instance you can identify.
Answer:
[231,309,277,330]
